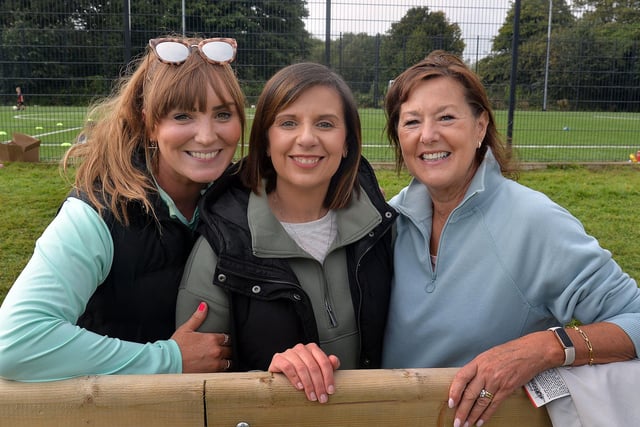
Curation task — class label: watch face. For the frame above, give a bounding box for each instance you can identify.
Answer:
[550,327,575,366]
[553,327,573,348]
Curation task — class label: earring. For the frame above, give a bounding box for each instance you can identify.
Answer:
[343,147,348,158]
[477,140,482,149]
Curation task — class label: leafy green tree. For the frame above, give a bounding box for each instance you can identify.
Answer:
[1,0,313,105]
[306,7,465,108]
[573,0,640,24]
[332,33,378,91]
[478,0,574,109]
[313,32,383,107]
[0,1,123,105]
[481,0,640,111]
[492,0,573,53]
[178,0,312,102]
[380,6,464,84]
[123,0,313,102]
[552,1,640,110]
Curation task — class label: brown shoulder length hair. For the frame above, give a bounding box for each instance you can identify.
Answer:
[384,50,517,177]
[241,62,362,210]
[63,35,246,225]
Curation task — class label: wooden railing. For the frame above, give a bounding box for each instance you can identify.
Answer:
[0,368,552,427]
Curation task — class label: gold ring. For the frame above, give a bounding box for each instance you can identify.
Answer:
[479,389,494,400]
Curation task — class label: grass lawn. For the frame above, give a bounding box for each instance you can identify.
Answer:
[2,106,639,163]
[1,161,638,304]
[360,109,640,162]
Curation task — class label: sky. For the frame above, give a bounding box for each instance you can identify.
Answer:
[302,0,511,61]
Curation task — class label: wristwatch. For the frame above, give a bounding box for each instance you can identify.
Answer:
[548,326,575,366]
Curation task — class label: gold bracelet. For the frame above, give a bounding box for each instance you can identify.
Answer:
[572,325,594,365]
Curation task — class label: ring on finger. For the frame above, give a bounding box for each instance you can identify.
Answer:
[222,333,230,345]
[224,359,231,371]
[479,389,494,400]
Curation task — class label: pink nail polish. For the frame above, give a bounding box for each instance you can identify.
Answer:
[198,302,206,312]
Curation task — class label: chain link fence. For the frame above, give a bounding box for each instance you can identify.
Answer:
[1,0,639,163]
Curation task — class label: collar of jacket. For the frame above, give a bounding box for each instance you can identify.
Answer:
[390,148,504,226]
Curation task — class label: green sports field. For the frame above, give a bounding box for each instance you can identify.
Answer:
[2,106,639,163]
[359,108,640,163]
[0,106,87,161]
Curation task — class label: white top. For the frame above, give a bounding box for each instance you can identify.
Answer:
[281,210,337,263]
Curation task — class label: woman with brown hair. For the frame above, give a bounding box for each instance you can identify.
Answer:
[382,50,640,427]
[177,62,396,403]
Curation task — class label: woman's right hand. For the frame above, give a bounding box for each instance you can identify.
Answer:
[171,302,232,373]
[268,342,340,403]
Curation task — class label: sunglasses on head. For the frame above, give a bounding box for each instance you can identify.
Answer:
[149,37,237,65]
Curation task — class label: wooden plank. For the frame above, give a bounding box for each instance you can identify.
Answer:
[205,368,552,427]
[0,374,204,427]
[0,369,551,426]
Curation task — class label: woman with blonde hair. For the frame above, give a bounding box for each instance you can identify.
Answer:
[0,35,245,381]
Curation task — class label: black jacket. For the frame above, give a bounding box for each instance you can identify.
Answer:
[197,157,397,371]
[75,188,196,343]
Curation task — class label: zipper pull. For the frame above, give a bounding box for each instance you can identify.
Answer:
[325,298,338,328]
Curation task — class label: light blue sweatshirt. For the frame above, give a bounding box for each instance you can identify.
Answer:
[382,151,640,368]
[0,193,192,381]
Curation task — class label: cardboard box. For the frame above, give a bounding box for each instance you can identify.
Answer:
[0,132,41,162]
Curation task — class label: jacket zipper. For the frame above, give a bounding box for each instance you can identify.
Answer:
[325,297,338,328]
[433,192,479,277]
[353,215,394,361]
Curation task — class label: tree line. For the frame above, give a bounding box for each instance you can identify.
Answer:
[1,0,638,111]
[479,0,640,111]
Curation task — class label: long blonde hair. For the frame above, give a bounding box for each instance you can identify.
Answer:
[63,36,245,225]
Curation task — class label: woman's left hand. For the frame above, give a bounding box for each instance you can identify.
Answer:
[448,332,552,427]
[268,342,340,404]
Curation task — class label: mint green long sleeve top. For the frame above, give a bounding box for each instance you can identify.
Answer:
[0,196,188,381]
